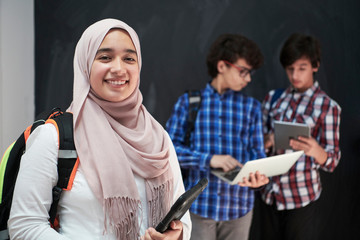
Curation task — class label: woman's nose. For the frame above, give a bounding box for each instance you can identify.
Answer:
[110,58,125,74]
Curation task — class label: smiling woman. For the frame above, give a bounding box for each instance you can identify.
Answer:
[90,29,139,102]
[8,19,191,240]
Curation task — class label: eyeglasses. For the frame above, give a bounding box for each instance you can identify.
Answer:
[222,60,255,78]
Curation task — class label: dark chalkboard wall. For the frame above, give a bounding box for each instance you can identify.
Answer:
[35,0,360,238]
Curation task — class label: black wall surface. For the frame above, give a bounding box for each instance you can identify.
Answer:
[35,0,360,239]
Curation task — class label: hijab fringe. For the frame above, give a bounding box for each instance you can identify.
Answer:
[104,197,141,240]
[148,179,173,227]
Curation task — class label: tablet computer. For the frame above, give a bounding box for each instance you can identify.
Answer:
[155,178,208,233]
[211,151,304,185]
[274,121,310,150]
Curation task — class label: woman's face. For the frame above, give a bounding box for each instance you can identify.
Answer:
[89,28,139,102]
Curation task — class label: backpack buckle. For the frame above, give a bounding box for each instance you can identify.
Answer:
[52,186,63,202]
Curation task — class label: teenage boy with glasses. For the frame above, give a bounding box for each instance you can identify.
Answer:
[166,34,269,240]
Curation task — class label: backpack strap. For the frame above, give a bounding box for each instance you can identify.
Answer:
[46,112,79,226]
[0,107,60,203]
[267,88,285,130]
[184,90,202,146]
[270,88,285,108]
[0,108,67,236]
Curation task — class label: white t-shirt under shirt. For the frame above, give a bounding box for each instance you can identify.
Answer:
[8,124,191,240]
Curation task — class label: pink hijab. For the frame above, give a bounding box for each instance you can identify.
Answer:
[67,19,173,239]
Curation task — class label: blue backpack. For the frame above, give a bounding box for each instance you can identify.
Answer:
[266,88,285,129]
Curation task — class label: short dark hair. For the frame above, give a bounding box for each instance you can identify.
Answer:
[280,33,321,68]
[206,34,264,78]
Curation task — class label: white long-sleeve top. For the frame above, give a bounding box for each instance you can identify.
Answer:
[8,124,191,240]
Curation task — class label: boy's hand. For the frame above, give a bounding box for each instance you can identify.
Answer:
[238,171,269,188]
[264,133,274,154]
[289,136,327,165]
[210,155,242,172]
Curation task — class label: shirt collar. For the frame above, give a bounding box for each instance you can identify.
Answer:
[205,82,217,94]
[290,81,320,97]
[205,81,237,96]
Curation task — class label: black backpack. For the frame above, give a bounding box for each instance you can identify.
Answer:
[178,90,202,180]
[0,108,78,239]
[183,90,202,147]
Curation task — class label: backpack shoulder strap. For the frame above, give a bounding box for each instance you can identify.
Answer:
[184,90,202,146]
[267,88,285,130]
[0,110,54,203]
[270,88,285,108]
[46,112,79,225]
[0,108,65,235]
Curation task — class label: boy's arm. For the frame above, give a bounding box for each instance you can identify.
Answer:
[237,101,268,188]
[262,91,276,153]
[262,91,272,134]
[289,103,341,171]
[315,103,341,171]
[166,95,212,171]
[250,102,267,160]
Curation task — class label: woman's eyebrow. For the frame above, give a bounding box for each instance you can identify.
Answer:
[95,48,113,55]
[125,49,137,55]
[95,48,137,55]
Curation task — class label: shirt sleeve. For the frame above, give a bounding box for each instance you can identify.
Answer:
[249,101,266,160]
[166,94,212,170]
[166,133,192,240]
[319,101,342,172]
[262,90,274,134]
[8,124,70,240]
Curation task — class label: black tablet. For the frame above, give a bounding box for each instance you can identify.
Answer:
[155,178,208,233]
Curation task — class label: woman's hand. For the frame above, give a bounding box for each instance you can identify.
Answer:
[238,171,269,188]
[141,220,183,240]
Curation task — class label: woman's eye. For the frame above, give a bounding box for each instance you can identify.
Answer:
[124,57,136,62]
[98,55,111,61]
[95,54,112,61]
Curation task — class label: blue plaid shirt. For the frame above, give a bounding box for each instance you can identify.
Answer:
[166,83,266,221]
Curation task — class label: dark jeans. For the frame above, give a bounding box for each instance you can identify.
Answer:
[252,193,321,240]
